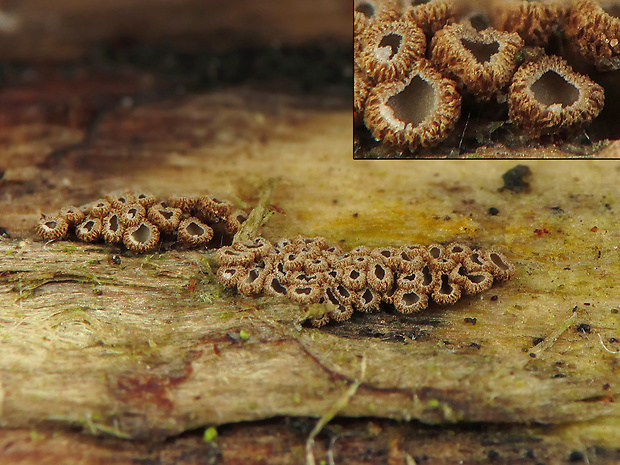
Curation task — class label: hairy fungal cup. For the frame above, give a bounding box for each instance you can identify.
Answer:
[36,193,247,252]
[216,236,515,327]
[354,0,615,156]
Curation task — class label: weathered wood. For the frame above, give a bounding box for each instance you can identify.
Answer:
[1,418,619,465]
[0,77,619,462]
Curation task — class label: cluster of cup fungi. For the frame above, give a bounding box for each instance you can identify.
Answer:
[355,0,619,156]
[216,235,515,326]
[36,193,247,252]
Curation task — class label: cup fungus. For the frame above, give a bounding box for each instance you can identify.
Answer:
[107,193,135,211]
[508,55,605,137]
[354,0,401,22]
[120,202,146,227]
[123,220,160,253]
[358,19,427,84]
[394,288,429,313]
[565,0,620,71]
[216,237,515,326]
[147,204,182,234]
[89,200,111,218]
[136,193,157,209]
[353,0,619,156]
[224,210,247,235]
[36,216,69,241]
[355,66,371,126]
[36,192,246,252]
[102,212,125,244]
[491,0,564,47]
[59,206,85,227]
[177,217,214,247]
[364,59,462,152]
[197,196,233,219]
[404,0,456,35]
[431,272,462,305]
[217,266,242,288]
[430,24,524,101]
[76,217,102,243]
[168,195,197,214]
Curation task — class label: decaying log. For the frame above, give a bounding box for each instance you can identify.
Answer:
[0,74,619,462]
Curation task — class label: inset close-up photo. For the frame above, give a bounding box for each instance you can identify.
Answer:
[355,0,620,158]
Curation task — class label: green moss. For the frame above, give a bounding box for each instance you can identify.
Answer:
[29,430,46,441]
[203,426,218,442]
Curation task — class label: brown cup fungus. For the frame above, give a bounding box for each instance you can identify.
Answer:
[177,217,214,247]
[354,0,619,156]
[354,0,401,23]
[491,0,565,47]
[123,221,160,253]
[136,193,157,209]
[508,55,605,137]
[76,217,102,243]
[216,237,515,327]
[364,59,461,152]
[404,0,456,35]
[89,200,111,218]
[59,206,85,226]
[36,216,69,241]
[107,193,135,211]
[355,66,371,126]
[120,203,146,227]
[224,210,247,236]
[358,20,427,84]
[430,24,524,101]
[36,192,246,253]
[565,0,620,71]
[102,212,125,244]
[197,196,233,219]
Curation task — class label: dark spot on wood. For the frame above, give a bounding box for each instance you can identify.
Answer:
[529,352,537,358]
[553,373,566,378]
[532,337,544,346]
[490,295,498,301]
[576,323,591,334]
[470,342,481,349]
[568,451,585,462]
[499,164,531,193]
[464,317,477,325]
[487,449,500,461]
[488,207,499,215]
